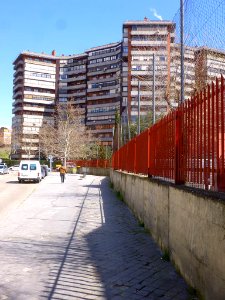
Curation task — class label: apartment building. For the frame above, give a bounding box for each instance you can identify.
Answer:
[122,18,176,122]
[0,127,11,146]
[170,44,196,104]
[59,53,87,107]
[86,42,122,146]
[12,51,57,159]
[11,19,225,159]
[195,47,225,91]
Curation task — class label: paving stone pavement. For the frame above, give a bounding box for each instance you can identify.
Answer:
[0,174,193,300]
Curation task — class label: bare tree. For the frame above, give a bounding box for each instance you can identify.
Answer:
[39,103,96,166]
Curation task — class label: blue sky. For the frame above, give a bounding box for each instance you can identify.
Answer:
[0,0,180,128]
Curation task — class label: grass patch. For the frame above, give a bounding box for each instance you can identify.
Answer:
[109,181,114,189]
[116,191,124,202]
[161,248,170,261]
[187,286,204,300]
[138,220,145,227]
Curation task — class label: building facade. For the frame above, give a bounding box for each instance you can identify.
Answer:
[0,127,11,146]
[11,18,225,159]
[12,51,57,159]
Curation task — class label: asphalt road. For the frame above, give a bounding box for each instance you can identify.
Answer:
[0,171,38,217]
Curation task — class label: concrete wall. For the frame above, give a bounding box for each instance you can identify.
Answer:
[110,170,225,300]
[78,167,110,177]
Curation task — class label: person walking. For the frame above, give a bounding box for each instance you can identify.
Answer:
[59,165,66,183]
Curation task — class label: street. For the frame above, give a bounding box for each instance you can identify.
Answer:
[0,171,37,217]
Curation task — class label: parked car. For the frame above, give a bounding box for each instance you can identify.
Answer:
[0,165,9,174]
[18,160,42,183]
[9,165,19,171]
[41,166,46,179]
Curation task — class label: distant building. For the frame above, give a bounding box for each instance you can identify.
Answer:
[0,127,11,146]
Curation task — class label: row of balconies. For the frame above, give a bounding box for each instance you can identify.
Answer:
[87,84,120,93]
[60,75,86,83]
[131,40,167,46]
[87,93,120,101]
[86,100,120,109]
[130,30,175,36]
[90,128,114,134]
[60,68,86,76]
[65,83,86,90]
[12,105,54,114]
[88,47,121,61]
[87,110,116,117]
[59,91,86,98]
[86,119,115,126]
[88,59,121,69]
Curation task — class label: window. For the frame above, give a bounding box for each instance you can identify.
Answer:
[21,164,28,170]
[30,164,37,171]
[159,56,166,62]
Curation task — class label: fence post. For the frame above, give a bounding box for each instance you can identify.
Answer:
[134,138,137,173]
[217,75,225,191]
[147,128,152,177]
[175,109,185,184]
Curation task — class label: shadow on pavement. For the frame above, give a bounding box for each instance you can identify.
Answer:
[39,177,189,300]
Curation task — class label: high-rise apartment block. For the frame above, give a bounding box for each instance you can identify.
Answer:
[0,127,11,146]
[11,18,225,159]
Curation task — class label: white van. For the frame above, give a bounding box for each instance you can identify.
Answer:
[18,160,42,183]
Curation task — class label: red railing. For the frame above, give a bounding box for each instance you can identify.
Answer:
[74,159,111,168]
[112,76,225,192]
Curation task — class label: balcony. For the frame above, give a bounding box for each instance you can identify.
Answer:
[87,110,116,117]
[13,83,23,92]
[88,48,121,61]
[87,100,120,109]
[14,60,24,70]
[87,93,121,101]
[131,41,167,46]
[23,98,55,105]
[69,99,86,105]
[66,83,86,90]
[13,75,23,84]
[86,119,115,126]
[24,90,56,98]
[23,106,54,113]
[87,67,120,76]
[88,59,120,69]
[60,75,86,82]
[66,91,86,97]
[13,91,23,99]
[90,128,114,134]
[87,84,120,93]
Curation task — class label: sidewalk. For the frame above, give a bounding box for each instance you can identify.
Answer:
[0,173,192,299]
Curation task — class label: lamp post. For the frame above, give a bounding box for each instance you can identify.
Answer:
[180,0,184,103]
[152,53,156,124]
[138,80,141,135]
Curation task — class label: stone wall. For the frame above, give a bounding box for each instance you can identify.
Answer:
[110,170,225,300]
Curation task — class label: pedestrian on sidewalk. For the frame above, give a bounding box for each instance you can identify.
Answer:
[59,165,66,183]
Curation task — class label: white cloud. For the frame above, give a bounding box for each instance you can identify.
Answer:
[150,8,163,21]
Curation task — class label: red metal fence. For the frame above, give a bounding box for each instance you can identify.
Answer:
[75,159,111,169]
[112,76,225,192]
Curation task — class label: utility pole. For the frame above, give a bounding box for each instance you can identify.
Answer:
[152,53,156,124]
[126,98,131,141]
[180,0,184,103]
[138,80,141,135]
